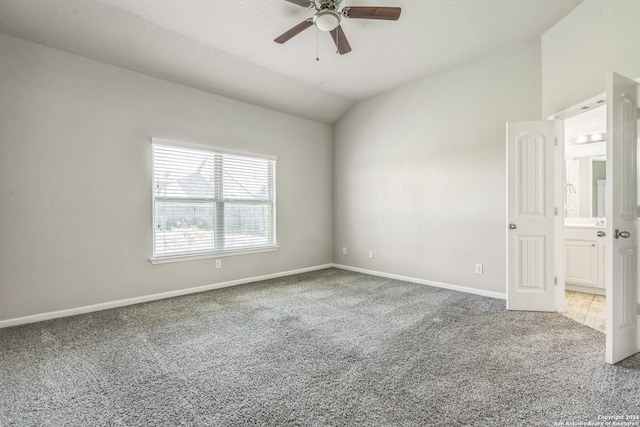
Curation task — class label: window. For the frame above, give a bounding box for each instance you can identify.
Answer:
[151,138,276,261]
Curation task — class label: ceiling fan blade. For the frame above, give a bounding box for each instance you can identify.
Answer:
[343,6,401,20]
[329,25,352,55]
[284,0,312,7]
[274,19,313,44]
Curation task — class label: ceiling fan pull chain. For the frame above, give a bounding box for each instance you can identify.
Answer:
[316,27,320,61]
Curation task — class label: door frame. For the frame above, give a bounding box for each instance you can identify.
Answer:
[548,93,608,315]
[550,79,640,358]
[512,76,640,361]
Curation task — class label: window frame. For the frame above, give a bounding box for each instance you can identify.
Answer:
[149,137,277,264]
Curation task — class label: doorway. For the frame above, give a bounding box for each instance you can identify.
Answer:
[561,104,607,332]
[508,72,640,364]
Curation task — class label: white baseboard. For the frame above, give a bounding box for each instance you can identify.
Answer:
[0,264,334,329]
[565,283,605,296]
[1,263,508,329]
[333,264,506,300]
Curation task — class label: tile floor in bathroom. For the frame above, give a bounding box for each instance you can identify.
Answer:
[563,290,605,333]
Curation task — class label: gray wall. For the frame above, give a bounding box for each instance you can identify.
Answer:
[333,41,542,296]
[542,0,640,117]
[5,0,640,323]
[0,34,333,321]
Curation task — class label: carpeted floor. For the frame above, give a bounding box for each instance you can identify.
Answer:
[1,268,639,426]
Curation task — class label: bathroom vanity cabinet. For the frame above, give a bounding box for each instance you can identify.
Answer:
[564,226,605,292]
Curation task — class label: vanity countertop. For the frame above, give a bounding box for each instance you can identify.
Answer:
[565,224,605,229]
[565,218,605,228]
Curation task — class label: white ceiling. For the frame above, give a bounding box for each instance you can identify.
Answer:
[0,0,583,124]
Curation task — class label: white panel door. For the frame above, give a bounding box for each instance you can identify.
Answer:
[507,121,556,311]
[606,73,639,364]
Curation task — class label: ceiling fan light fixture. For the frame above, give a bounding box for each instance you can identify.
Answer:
[313,10,341,31]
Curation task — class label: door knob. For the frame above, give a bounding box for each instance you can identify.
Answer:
[509,223,517,230]
[614,229,631,239]
[596,231,606,237]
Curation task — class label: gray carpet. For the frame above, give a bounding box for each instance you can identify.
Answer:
[1,268,639,426]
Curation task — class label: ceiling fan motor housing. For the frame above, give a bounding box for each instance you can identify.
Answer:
[314,0,342,10]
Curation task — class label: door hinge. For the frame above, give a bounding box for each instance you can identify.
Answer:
[554,207,558,216]
[554,277,558,286]
[554,137,558,146]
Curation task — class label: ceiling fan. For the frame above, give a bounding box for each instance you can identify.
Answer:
[274,0,401,55]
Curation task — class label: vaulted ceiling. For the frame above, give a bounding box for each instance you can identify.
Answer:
[0,0,583,123]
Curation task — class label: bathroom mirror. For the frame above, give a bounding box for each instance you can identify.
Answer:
[564,105,606,219]
[565,155,606,218]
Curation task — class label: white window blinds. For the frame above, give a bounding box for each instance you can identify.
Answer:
[152,140,276,259]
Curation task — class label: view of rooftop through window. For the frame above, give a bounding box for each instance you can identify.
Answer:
[152,142,276,258]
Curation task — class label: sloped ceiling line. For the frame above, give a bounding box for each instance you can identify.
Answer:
[0,0,583,124]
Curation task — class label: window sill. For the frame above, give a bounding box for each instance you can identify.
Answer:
[149,246,278,264]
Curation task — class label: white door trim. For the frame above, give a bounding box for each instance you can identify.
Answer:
[554,121,566,313]
[549,95,608,315]
[549,75,640,363]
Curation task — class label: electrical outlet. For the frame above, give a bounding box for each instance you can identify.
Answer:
[475,263,483,274]
[343,247,347,255]
[216,259,222,269]
[369,250,374,258]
